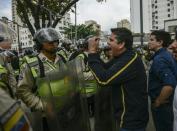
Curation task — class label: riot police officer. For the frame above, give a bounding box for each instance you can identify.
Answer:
[17,28,65,110]
[17,28,91,131]
[69,36,97,118]
[0,21,32,131]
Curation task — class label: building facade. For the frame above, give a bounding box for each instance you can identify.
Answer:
[130,0,177,33]
[11,0,71,52]
[85,20,101,32]
[130,0,152,33]
[151,0,177,30]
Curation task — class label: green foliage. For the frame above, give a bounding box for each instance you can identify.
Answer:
[16,0,79,36]
[63,24,98,40]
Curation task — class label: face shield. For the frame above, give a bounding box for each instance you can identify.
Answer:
[33,28,62,44]
[0,50,16,64]
[0,21,17,49]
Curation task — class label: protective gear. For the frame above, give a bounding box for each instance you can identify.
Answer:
[33,28,61,44]
[0,21,16,48]
[0,88,32,131]
[0,22,17,98]
[69,51,97,119]
[94,87,116,131]
[36,60,90,131]
[60,38,72,46]
[1,50,15,57]
[56,48,68,63]
[17,53,90,131]
[33,28,61,51]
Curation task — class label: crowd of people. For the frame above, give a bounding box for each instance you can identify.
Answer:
[1,20,177,131]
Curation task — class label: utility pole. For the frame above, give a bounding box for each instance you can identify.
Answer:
[75,3,77,44]
[140,0,144,46]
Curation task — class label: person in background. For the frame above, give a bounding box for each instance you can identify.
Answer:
[69,36,97,118]
[0,21,32,131]
[148,30,177,131]
[168,31,177,131]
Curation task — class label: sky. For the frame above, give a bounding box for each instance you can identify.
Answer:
[0,0,12,19]
[0,0,130,32]
[71,0,130,31]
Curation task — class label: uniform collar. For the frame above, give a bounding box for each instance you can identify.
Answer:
[38,52,60,64]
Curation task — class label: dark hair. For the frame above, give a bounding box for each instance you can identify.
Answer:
[111,27,133,50]
[151,30,171,47]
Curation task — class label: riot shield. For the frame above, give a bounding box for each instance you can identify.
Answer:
[70,59,91,130]
[94,86,117,131]
[36,59,90,131]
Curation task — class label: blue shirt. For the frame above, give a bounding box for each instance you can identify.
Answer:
[148,48,177,101]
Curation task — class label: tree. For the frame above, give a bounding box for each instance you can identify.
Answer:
[63,24,98,40]
[16,0,79,36]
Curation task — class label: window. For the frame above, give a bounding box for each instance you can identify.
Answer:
[168,26,177,33]
[155,5,157,8]
[155,16,158,19]
[156,27,158,29]
[167,3,170,6]
[156,21,158,24]
[168,9,170,12]
[155,0,157,3]
[168,14,171,17]
[29,41,32,45]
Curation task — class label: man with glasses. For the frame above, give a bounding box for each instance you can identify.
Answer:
[87,27,149,131]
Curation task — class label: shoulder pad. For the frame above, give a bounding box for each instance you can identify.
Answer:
[0,65,7,74]
[25,56,38,64]
[78,53,85,59]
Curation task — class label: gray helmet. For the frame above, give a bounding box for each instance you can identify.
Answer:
[1,50,15,57]
[33,28,61,44]
[0,21,17,44]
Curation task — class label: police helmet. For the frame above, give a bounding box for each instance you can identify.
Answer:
[0,21,16,49]
[1,50,15,57]
[34,28,61,44]
[33,28,62,50]
[82,35,94,49]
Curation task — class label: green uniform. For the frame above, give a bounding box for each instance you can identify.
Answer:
[57,48,68,63]
[0,88,32,131]
[17,52,91,131]
[77,52,97,96]
[17,53,65,111]
[0,65,32,131]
